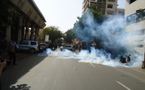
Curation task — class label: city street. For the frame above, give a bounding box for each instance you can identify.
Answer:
[1,49,145,90]
[1,0,145,90]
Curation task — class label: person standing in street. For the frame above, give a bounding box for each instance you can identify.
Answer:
[8,39,17,65]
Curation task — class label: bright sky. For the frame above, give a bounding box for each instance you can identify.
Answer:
[34,0,125,33]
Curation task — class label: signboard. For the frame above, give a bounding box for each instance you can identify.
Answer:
[45,35,49,42]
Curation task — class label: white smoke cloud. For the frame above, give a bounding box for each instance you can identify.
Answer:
[42,47,143,68]
[37,10,144,68]
[38,48,53,56]
[71,10,143,67]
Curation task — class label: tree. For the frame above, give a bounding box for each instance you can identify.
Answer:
[64,29,75,44]
[72,4,107,50]
[0,0,20,27]
[39,26,63,44]
[88,4,106,23]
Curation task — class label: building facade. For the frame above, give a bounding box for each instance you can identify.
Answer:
[0,0,46,43]
[82,0,124,17]
[125,0,145,54]
[82,0,97,14]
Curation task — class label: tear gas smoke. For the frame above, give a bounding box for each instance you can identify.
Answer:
[72,9,143,67]
[38,48,53,56]
[38,10,143,68]
[39,48,142,67]
[73,10,133,57]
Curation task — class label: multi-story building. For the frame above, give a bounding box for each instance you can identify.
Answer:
[82,0,124,17]
[0,0,46,43]
[82,0,97,14]
[125,0,145,67]
[117,8,125,16]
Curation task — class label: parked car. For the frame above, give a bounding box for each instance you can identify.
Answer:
[39,43,48,50]
[60,45,74,51]
[17,40,40,53]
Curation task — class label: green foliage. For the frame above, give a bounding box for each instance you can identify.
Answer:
[0,0,20,27]
[88,4,98,11]
[64,29,75,44]
[72,4,107,49]
[55,38,64,44]
[39,26,63,43]
[88,4,107,23]
[73,4,107,38]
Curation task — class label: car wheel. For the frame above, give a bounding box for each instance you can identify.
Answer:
[30,48,36,54]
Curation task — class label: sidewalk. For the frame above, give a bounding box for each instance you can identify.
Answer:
[2,52,32,61]
[16,52,32,61]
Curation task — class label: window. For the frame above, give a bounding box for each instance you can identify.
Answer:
[118,11,124,15]
[100,4,106,9]
[136,9,145,22]
[126,9,145,25]
[107,4,113,8]
[107,10,114,15]
[135,29,145,36]
[31,42,36,45]
[129,0,136,4]
[20,41,29,45]
[126,13,137,25]
[135,45,144,47]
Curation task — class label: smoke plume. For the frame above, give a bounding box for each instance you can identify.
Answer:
[72,10,143,67]
[38,10,143,68]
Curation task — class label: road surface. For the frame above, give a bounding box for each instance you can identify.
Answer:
[1,50,145,90]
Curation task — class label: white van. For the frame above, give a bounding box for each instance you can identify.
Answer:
[60,45,74,51]
[17,40,40,53]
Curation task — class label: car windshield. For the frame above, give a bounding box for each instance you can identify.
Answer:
[31,42,36,45]
[20,41,29,45]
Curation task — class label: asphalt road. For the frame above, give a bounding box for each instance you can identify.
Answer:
[1,50,145,90]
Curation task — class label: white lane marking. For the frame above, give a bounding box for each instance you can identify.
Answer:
[116,81,131,90]
[90,63,96,67]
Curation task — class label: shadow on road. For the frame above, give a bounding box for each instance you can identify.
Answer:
[1,52,48,90]
[9,84,31,90]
